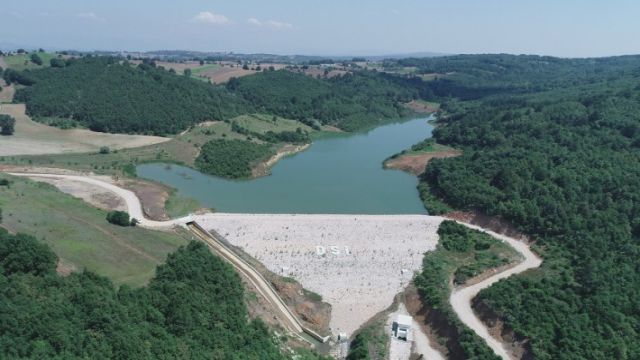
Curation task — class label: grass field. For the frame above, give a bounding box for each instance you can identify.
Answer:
[0,114,323,177]
[0,104,171,157]
[1,52,57,71]
[191,63,219,75]
[231,113,315,134]
[0,175,190,286]
[0,124,244,175]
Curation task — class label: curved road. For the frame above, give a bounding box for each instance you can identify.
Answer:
[9,172,542,358]
[449,222,542,359]
[8,172,191,228]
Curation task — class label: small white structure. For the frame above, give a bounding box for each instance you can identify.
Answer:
[337,332,348,343]
[394,315,412,341]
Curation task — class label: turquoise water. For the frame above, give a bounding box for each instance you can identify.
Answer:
[137,116,433,214]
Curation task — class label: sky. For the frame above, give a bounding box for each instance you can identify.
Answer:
[1,0,639,57]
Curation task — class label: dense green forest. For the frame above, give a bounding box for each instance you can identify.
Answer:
[0,229,325,359]
[13,57,247,135]
[195,139,275,179]
[12,57,430,135]
[410,54,640,359]
[228,70,428,131]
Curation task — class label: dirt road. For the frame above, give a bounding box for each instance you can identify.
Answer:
[449,222,542,359]
[7,173,190,228]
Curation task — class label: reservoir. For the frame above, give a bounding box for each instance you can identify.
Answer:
[137,116,433,214]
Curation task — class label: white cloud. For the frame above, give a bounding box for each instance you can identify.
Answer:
[76,12,105,22]
[247,17,293,29]
[192,11,232,25]
[266,20,293,29]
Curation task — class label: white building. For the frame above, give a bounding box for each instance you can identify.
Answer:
[394,314,412,341]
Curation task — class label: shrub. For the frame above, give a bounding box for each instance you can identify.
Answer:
[106,210,131,226]
[0,114,16,135]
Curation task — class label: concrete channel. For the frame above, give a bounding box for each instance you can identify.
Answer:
[187,221,330,344]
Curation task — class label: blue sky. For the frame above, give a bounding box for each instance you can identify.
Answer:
[1,0,638,57]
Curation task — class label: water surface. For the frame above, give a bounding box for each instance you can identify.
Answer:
[137,116,433,214]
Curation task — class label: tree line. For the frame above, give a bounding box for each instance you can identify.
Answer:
[0,228,328,359]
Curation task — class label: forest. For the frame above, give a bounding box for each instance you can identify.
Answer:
[12,57,247,135]
[11,56,429,135]
[410,54,640,359]
[195,139,275,179]
[0,228,326,359]
[228,69,428,131]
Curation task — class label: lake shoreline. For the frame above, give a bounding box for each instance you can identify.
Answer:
[136,116,434,215]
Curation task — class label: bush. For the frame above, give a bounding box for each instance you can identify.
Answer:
[99,146,110,154]
[30,53,43,66]
[106,210,131,226]
[438,220,474,252]
[0,114,16,135]
[50,58,67,68]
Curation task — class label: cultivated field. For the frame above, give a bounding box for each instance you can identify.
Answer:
[196,65,257,83]
[0,104,171,156]
[194,213,443,336]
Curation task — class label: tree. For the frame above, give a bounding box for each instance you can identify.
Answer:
[99,146,110,154]
[0,229,57,276]
[30,53,43,66]
[106,210,131,226]
[199,60,205,66]
[183,68,192,77]
[0,114,15,135]
[242,64,249,70]
[50,58,66,68]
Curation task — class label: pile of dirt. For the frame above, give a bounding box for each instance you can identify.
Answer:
[384,150,461,175]
[119,179,171,221]
[271,278,332,333]
[405,100,439,114]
